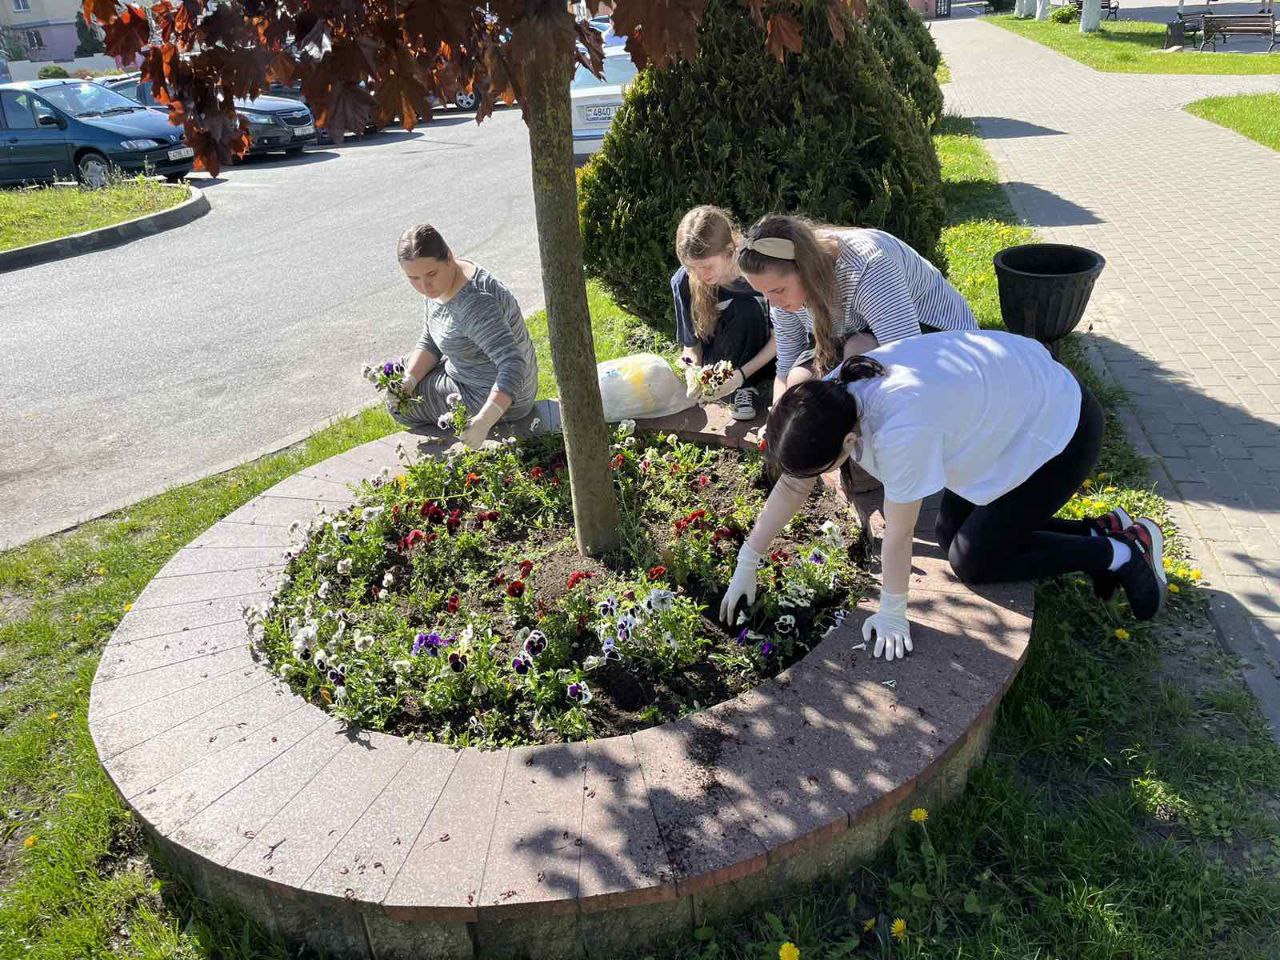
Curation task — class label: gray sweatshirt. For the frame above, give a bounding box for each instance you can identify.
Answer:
[417,265,539,410]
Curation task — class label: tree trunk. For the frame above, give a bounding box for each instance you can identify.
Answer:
[1080,0,1102,31]
[1036,0,1051,18]
[521,11,621,557]
[1014,0,1031,17]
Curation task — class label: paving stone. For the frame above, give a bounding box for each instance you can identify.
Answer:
[91,663,272,759]
[131,567,283,611]
[131,705,329,835]
[105,678,300,799]
[477,741,586,917]
[263,473,362,505]
[361,908,474,960]
[337,439,403,474]
[629,715,768,895]
[229,731,420,888]
[170,719,352,865]
[301,456,383,488]
[95,618,250,680]
[92,644,259,717]
[307,742,460,904]
[221,495,338,529]
[186,522,302,551]
[155,546,288,579]
[384,746,510,921]
[577,735,676,912]
[106,595,267,647]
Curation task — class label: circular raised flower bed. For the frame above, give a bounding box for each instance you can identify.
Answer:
[251,423,868,747]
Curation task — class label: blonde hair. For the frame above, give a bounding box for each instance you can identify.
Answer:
[737,214,839,373]
[676,205,741,342]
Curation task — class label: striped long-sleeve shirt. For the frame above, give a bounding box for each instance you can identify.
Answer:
[417,265,539,411]
[771,228,977,378]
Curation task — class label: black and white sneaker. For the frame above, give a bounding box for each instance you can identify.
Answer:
[1114,518,1167,621]
[730,387,759,421]
[1089,506,1132,600]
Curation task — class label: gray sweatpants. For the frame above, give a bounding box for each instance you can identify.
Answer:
[387,366,535,429]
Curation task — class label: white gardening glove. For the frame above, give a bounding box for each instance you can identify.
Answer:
[459,403,503,450]
[862,590,912,661]
[706,368,745,403]
[684,363,701,400]
[719,542,762,624]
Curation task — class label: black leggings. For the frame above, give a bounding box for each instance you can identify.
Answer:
[936,383,1111,584]
[703,312,775,390]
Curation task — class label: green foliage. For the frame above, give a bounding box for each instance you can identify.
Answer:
[1186,93,1280,153]
[578,0,945,326]
[1051,3,1081,23]
[37,64,71,79]
[74,12,106,57]
[867,0,944,129]
[874,0,941,69]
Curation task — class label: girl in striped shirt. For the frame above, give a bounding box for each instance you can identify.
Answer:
[736,214,977,404]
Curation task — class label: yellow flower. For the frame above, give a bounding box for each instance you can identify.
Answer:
[396,474,409,490]
[779,943,800,960]
[862,918,877,932]
[23,835,37,849]
[1169,584,1180,594]
[1190,569,1203,581]
[910,807,928,824]
[47,712,58,721]
[891,918,907,942]
[124,603,133,612]
[1103,486,1117,494]
[1114,628,1130,641]
[95,567,106,576]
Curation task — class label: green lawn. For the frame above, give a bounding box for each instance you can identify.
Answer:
[1186,92,1280,151]
[0,179,188,252]
[2,116,1278,960]
[988,15,1280,74]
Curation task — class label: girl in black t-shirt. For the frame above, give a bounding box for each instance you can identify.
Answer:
[672,206,777,420]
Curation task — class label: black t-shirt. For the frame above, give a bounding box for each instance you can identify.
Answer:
[670,266,770,348]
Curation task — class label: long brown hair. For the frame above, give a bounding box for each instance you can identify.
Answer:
[737,214,839,373]
[675,205,741,342]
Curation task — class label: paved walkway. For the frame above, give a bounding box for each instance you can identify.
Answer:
[934,15,1280,731]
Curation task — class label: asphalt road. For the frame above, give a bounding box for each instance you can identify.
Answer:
[0,108,543,549]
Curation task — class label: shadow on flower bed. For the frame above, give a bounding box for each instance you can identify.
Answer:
[248,423,872,748]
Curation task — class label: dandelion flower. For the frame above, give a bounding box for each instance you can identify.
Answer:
[910,807,928,824]
[779,944,800,960]
[47,712,58,722]
[891,918,906,942]
[124,602,132,612]
[1114,628,1130,640]
[23,835,37,849]
[1169,583,1180,593]
[861,917,876,932]
[1190,569,1202,581]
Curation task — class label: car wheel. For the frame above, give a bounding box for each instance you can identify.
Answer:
[163,172,186,183]
[454,90,477,110]
[76,151,112,189]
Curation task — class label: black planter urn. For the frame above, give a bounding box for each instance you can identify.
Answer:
[992,243,1105,355]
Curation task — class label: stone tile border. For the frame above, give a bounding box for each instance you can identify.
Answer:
[0,184,209,274]
[89,400,1033,959]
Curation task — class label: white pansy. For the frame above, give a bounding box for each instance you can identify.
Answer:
[665,433,679,446]
[619,419,636,437]
[377,589,388,600]
[288,520,302,535]
[775,614,796,635]
[446,392,462,409]
[646,588,676,613]
[583,655,603,671]
[313,648,329,670]
[382,570,396,588]
[820,520,846,549]
[362,506,385,521]
[317,580,330,600]
[437,413,453,430]
[336,558,353,576]
[333,620,347,640]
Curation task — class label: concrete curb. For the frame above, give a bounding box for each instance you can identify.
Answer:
[0,185,210,273]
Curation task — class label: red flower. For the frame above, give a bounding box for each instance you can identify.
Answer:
[446,593,460,614]
[399,529,427,551]
[446,509,462,534]
[424,531,438,544]
[758,437,767,452]
[518,559,534,578]
[421,501,445,522]
[566,571,595,590]
[770,548,791,566]
[484,510,501,522]
[551,477,562,487]
[669,462,681,475]
[697,475,710,488]
[576,613,589,633]
[391,504,400,518]
[506,579,526,598]
[712,526,734,543]
[647,565,667,581]
[623,589,637,602]
[610,453,625,470]
[465,472,480,488]
[530,466,545,481]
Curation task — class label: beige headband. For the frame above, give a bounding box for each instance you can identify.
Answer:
[741,235,796,260]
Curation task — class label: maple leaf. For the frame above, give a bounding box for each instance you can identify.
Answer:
[612,0,705,67]
[84,0,118,28]
[765,11,803,61]
[825,0,847,43]
[311,81,375,140]
[573,18,606,77]
[104,5,152,64]
[740,0,765,29]
[401,0,475,49]
[374,49,434,130]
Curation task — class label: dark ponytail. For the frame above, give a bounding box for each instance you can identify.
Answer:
[766,356,886,478]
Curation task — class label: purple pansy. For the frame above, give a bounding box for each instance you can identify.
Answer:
[736,627,750,647]
[512,655,531,675]
[760,640,775,658]
[448,652,467,672]
[412,631,445,656]
[523,630,547,658]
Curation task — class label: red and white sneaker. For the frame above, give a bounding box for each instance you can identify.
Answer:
[1114,518,1167,621]
[1089,507,1132,600]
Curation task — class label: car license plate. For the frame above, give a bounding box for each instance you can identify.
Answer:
[167,147,194,161]
[585,105,617,123]
[293,123,315,136]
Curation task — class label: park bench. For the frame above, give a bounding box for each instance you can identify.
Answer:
[1199,12,1278,51]
[1071,0,1121,20]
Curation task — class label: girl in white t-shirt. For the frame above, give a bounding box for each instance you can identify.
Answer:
[719,331,1168,660]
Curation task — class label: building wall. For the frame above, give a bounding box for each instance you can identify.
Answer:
[1,0,80,61]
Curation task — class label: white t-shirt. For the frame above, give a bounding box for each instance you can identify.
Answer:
[845,331,1082,506]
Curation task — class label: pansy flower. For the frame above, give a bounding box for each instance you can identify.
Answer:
[776,614,796,635]
[511,654,531,676]
[530,466,545,481]
[448,652,468,672]
[522,630,547,657]
[506,579,526,598]
[808,548,827,565]
[597,596,619,617]
[567,681,593,704]
[647,565,667,581]
[566,570,594,590]
[760,640,776,658]
[446,593,461,614]
[413,631,445,656]
[518,559,534,578]
[610,453,625,470]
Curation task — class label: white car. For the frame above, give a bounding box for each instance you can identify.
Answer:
[571,47,638,158]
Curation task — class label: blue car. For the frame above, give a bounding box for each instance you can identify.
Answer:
[0,79,194,187]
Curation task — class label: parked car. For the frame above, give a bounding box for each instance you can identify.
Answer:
[587,15,627,47]
[0,79,194,187]
[262,81,387,143]
[104,74,317,156]
[570,47,638,158]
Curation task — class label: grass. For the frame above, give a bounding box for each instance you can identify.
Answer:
[988,15,1280,74]
[0,178,188,252]
[935,59,952,84]
[1186,92,1280,152]
[2,114,1278,960]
